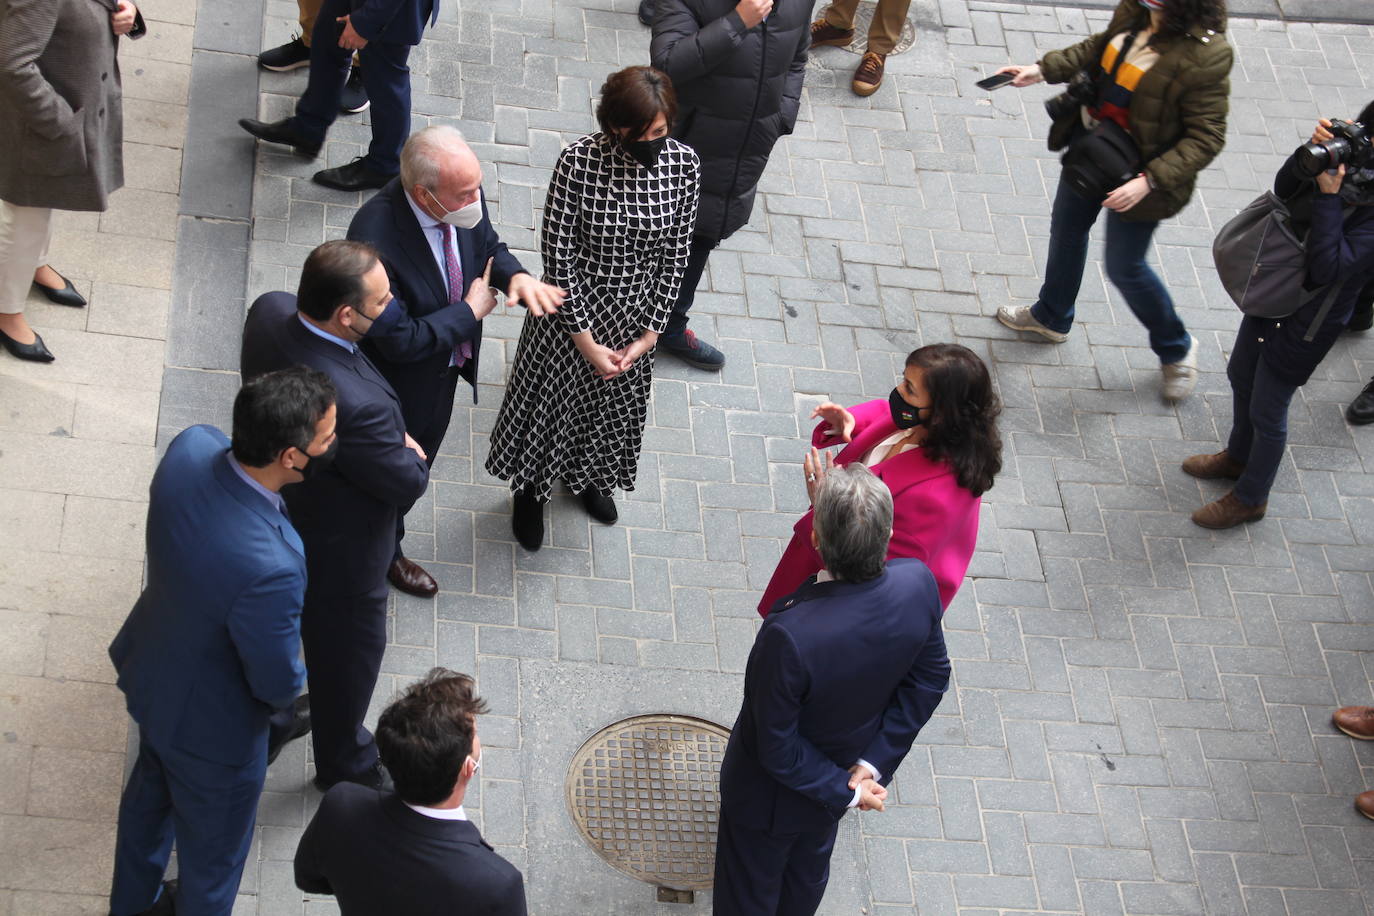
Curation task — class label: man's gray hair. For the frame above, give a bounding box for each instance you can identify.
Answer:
[400,124,466,193]
[813,464,893,583]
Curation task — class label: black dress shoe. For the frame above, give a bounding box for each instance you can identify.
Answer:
[32,270,86,307]
[637,0,655,26]
[313,762,392,794]
[238,117,321,158]
[0,328,55,362]
[266,694,311,765]
[312,158,397,192]
[512,487,545,552]
[1348,377,1374,426]
[579,488,618,524]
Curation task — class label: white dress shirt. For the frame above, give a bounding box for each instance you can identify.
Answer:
[404,802,468,821]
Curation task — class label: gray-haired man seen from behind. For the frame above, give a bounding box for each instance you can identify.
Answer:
[714,464,951,915]
[345,124,565,599]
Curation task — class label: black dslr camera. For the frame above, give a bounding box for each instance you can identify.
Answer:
[1296,119,1374,177]
[1044,71,1098,122]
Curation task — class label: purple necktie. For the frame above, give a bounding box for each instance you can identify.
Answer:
[441,223,472,367]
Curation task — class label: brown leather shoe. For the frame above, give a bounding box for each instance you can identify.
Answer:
[1358,791,1374,820]
[1333,706,1374,740]
[810,18,854,48]
[1191,491,1266,530]
[1181,450,1245,480]
[853,51,886,96]
[388,555,438,598]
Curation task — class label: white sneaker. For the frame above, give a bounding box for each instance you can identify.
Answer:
[996,305,1069,343]
[1161,335,1199,402]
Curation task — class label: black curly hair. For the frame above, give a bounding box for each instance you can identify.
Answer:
[1151,0,1226,44]
[905,344,1003,497]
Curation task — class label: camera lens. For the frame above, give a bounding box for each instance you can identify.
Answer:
[1296,141,1333,177]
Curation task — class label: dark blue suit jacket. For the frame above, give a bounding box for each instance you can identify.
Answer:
[108,425,307,767]
[239,293,430,597]
[719,559,951,833]
[296,784,528,916]
[348,0,437,46]
[349,179,526,414]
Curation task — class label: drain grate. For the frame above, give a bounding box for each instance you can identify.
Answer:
[565,715,730,891]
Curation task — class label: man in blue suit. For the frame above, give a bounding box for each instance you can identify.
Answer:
[239,0,438,191]
[714,464,951,916]
[346,124,564,597]
[241,239,432,793]
[108,367,338,916]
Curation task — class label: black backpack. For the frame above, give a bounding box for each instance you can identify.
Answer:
[1212,190,1344,341]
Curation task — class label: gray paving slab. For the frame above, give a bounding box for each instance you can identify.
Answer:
[141,0,1374,914]
[180,50,260,220]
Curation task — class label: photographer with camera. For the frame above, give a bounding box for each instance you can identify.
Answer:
[992,0,1231,402]
[1184,105,1374,527]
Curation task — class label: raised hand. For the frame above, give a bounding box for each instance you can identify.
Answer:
[507,273,565,317]
[465,258,498,319]
[803,447,835,504]
[810,402,856,442]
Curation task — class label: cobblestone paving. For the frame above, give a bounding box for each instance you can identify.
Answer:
[229,1,1374,913]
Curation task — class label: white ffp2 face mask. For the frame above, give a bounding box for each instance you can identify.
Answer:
[425,187,484,229]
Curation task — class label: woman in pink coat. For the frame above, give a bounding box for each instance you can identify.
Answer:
[759,343,1002,616]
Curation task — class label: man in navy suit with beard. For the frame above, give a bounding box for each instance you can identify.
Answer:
[714,464,951,916]
[241,239,431,793]
[345,124,564,597]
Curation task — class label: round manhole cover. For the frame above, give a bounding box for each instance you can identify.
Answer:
[566,715,730,891]
[845,1,918,55]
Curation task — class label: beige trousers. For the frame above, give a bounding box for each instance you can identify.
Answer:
[0,201,53,316]
[824,0,913,55]
[299,0,323,47]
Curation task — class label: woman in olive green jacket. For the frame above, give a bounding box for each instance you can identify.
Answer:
[993,0,1232,402]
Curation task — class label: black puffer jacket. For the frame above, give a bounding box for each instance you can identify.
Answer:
[651,0,809,243]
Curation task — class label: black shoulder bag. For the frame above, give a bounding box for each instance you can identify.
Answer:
[1060,31,1148,201]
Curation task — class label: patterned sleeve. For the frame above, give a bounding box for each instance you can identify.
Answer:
[541,143,591,334]
[648,150,702,335]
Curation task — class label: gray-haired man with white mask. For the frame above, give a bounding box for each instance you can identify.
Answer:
[347,125,565,598]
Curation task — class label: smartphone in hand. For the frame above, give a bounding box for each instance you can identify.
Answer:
[976,72,1015,91]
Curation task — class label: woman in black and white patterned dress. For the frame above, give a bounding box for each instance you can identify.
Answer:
[486,67,700,551]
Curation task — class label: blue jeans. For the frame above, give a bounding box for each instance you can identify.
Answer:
[1225,318,1298,506]
[1030,178,1192,364]
[291,0,412,174]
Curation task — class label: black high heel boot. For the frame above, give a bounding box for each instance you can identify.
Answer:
[512,486,545,551]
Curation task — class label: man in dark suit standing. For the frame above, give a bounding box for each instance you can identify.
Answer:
[295,668,528,915]
[346,124,564,596]
[108,368,337,916]
[713,464,951,916]
[241,239,431,791]
[238,0,436,191]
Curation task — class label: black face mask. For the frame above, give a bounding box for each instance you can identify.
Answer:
[294,437,339,481]
[888,388,927,430]
[623,135,667,169]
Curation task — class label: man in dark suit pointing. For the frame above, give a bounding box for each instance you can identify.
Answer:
[346,124,564,596]
[241,240,431,792]
[714,463,951,915]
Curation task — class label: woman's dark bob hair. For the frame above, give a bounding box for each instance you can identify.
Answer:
[906,343,1003,497]
[596,66,678,141]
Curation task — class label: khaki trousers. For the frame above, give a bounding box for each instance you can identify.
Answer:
[298,0,323,46]
[0,201,52,316]
[823,0,912,55]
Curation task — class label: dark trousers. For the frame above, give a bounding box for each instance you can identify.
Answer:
[292,0,413,173]
[664,234,716,339]
[1225,318,1299,506]
[302,584,388,784]
[1030,177,1191,364]
[109,734,266,916]
[712,807,839,916]
[395,369,460,558]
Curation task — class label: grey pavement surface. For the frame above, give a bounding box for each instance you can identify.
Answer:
[179,0,1374,914]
